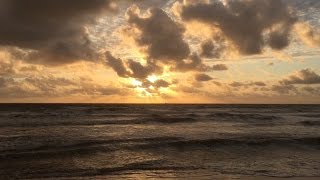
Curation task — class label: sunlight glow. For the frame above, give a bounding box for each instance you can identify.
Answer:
[131,79,142,86]
[147,75,158,83]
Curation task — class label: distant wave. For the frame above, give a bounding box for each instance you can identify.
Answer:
[1,136,319,160]
[206,112,282,122]
[0,112,286,128]
[300,121,320,126]
[1,159,199,179]
[0,117,198,128]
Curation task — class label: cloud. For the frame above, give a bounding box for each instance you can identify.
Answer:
[229,81,267,88]
[0,60,15,76]
[105,51,130,78]
[252,82,267,87]
[126,5,190,62]
[271,84,297,94]
[176,0,297,55]
[105,51,161,79]
[0,75,123,98]
[106,4,212,94]
[302,86,320,96]
[212,64,228,71]
[200,39,225,58]
[295,22,320,47]
[123,5,209,72]
[229,82,245,88]
[0,0,115,65]
[280,68,320,85]
[195,73,213,82]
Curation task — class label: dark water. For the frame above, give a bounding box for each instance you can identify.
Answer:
[0,104,319,179]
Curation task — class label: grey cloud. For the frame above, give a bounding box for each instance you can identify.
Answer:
[212,64,228,71]
[200,40,220,58]
[272,84,297,94]
[280,69,320,85]
[105,51,162,79]
[153,79,170,88]
[229,81,266,88]
[195,73,213,82]
[174,53,207,72]
[0,77,6,88]
[127,59,160,79]
[302,86,320,96]
[212,81,222,86]
[252,82,267,87]
[200,37,226,58]
[178,0,297,55]
[125,5,209,72]
[105,51,129,78]
[0,60,15,76]
[0,0,115,65]
[126,5,190,62]
[141,79,171,89]
[229,82,244,88]
[0,75,123,98]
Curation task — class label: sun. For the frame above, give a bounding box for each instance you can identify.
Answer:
[127,68,177,98]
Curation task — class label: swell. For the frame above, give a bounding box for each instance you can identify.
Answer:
[0,160,199,179]
[0,112,286,128]
[0,117,197,128]
[1,136,319,159]
[206,112,282,121]
[0,137,181,159]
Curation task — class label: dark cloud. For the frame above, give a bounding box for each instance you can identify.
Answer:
[140,79,171,90]
[251,81,267,87]
[200,40,223,58]
[174,53,207,72]
[153,79,170,88]
[0,60,15,76]
[212,81,222,86]
[126,5,190,62]
[200,36,226,58]
[0,77,6,88]
[178,0,297,55]
[272,84,297,94]
[105,51,161,79]
[195,73,213,82]
[0,0,115,65]
[229,82,245,88]
[212,64,228,71]
[280,69,320,85]
[302,86,320,96]
[127,59,160,79]
[105,51,129,78]
[107,5,211,90]
[229,81,267,88]
[0,75,123,98]
[124,5,209,72]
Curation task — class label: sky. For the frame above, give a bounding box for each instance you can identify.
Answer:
[0,0,320,103]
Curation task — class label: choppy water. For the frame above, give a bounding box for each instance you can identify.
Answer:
[0,104,319,179]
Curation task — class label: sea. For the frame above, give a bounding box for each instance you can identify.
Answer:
[0,104,319,179]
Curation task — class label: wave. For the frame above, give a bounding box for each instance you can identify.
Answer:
[0,112,284,128]
[1,136,319,160]
[0,159,199,179]
[206,112,282,123]
[0,116,198,128]
[300,121,320,126]
[0,137,181,159]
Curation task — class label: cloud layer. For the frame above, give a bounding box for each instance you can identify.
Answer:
[0,0,115,65]
[176,0,297,55]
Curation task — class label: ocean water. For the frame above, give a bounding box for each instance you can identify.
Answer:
[0,104,319,179]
